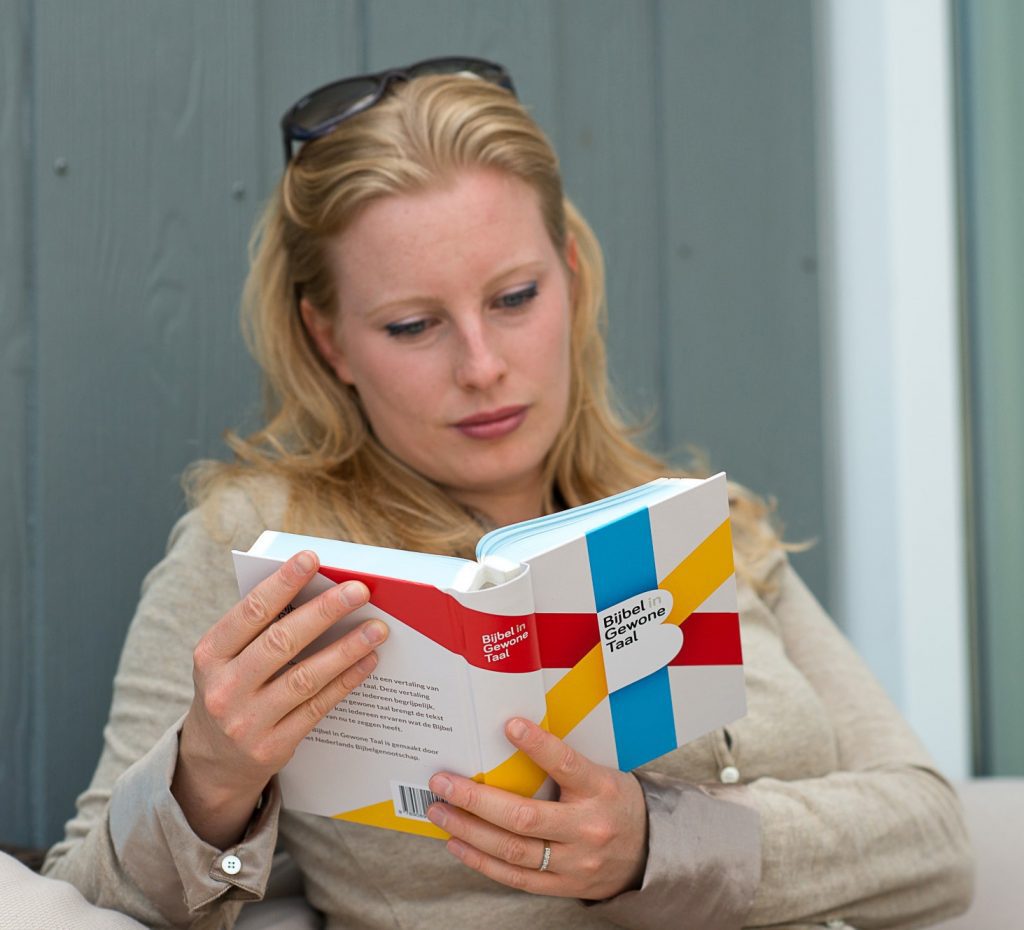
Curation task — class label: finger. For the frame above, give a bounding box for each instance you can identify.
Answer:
[504,718,601,792]
[262,617,388,723]
[426,801,554,873]
[443,836,564,896]
[427,773,567,843]
[202,551,321,660]
[277,648,381,743]
[234,578,371,683]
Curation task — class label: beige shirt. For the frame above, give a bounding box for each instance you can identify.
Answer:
[43,479,973,929]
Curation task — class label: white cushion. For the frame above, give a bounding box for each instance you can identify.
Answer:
[934,778,1024,930]
[0,850,146,929]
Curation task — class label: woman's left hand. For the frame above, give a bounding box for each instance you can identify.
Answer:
[426,717,648,900]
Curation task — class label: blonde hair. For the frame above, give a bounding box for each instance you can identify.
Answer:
[187,74,782,582]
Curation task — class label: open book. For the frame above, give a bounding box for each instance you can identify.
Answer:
[232,472,745,837]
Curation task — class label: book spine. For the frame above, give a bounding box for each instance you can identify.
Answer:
[447,569,549,797]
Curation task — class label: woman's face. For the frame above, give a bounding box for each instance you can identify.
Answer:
[304,168,573,524]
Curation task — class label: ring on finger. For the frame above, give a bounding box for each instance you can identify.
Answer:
[538,841,552,872]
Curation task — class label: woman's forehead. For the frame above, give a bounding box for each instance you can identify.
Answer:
[344,168,542,239]
[327,170,556,296]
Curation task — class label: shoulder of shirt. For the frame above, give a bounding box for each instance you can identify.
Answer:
[173,471,291,555]
[734,540,793,615]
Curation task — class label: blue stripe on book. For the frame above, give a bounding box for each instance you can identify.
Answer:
[609,667,675,771]
[585,508,676,771]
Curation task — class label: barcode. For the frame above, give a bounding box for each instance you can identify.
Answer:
[393,783,443,820]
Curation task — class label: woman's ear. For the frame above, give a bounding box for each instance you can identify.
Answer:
[300,298,354,384]
[564,234,580,305]
[565,234,580,276]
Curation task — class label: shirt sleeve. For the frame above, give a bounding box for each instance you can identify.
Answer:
[584,775,761,930]
[43,488,283,929]
[740,559,974,928]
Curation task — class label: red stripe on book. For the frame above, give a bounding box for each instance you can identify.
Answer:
[317,566,542,673]
[535,612,600,668]
[668,612,743,665]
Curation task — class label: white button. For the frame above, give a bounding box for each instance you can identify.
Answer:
[719,765,740,784]
[221,855,242,875]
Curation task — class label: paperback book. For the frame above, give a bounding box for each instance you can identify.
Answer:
[232,472,745,838]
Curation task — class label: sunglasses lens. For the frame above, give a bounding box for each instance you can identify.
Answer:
[283,58,514,162]
[291,77,381,134]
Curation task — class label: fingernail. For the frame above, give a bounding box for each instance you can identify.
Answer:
[507,718,528,741]
[426,804,447,828]
[361,620,387,645]
[339,581,369,607]
[295,551,316,573]
[430,775,453,799]
[355,654,377,675]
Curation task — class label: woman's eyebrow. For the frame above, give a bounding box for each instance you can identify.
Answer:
[364,260,545,318]
[364,293,441,318]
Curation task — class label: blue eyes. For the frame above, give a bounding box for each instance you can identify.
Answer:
[497,282,538,308]
[385,319,429,338]
[384,282,539,339]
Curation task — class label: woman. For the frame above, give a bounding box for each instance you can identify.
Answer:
[43,59,972,929]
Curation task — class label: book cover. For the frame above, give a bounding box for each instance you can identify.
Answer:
[232,473,745,837]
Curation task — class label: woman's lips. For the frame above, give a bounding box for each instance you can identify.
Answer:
[453,406,529,440]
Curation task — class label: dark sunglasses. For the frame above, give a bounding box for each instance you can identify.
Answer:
[280,56,516,164]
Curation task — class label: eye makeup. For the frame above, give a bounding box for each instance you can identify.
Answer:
[383,280,540,339]
[384,318,432,338]
[495,281,538,309]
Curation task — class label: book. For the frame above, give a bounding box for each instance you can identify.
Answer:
[232,472,745,838]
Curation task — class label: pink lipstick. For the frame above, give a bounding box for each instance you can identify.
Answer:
[453,406,528,440]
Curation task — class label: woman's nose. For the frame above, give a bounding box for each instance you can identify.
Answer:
[454,322,507,391]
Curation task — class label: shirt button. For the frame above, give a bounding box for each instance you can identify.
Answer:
[719,765,740,784]
[221,855,242,876]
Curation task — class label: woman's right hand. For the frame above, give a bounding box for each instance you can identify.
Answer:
[171,549,387,848]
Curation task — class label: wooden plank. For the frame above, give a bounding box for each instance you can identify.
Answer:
[0,0,35,847]
[33,0,247,841]
[363,0,561,145]
[657,0,828,605]
[556,0,663,429]
[254,0,363,183]
[30,0,359,842]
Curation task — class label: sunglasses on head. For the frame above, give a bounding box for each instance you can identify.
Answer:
[280,56,516,165]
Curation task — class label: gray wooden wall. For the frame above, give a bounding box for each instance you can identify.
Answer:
[0,0,823,847]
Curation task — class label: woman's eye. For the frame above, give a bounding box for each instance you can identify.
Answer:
[385,318,431,338]
[496,282,538,309]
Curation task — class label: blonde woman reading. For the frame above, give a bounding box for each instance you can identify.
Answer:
[44,59,972,930]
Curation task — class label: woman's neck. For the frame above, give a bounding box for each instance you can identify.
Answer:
[448,483,545,529]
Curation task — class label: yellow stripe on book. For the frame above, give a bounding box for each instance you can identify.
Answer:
[545,644,607,740]
[333,800,449,839]
[482,713,551,795]
[660,518,735,627]
[335,713,553,829]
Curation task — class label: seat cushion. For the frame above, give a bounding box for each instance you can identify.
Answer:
[0,850,146,929]
[235,895,324,930]
[933,778,1024,930]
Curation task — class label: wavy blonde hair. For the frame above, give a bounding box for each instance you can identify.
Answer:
[187,74,781,582]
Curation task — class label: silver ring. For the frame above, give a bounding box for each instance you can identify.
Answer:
[538,842,552,872]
